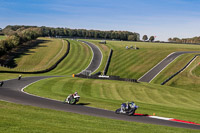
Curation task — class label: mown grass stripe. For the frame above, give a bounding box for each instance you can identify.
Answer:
[25,77,200,123]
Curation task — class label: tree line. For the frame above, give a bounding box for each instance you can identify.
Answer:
[142,35,155,42]
[0,25,142,57]
[2,25,140,41]
[0,27,41,56]
[168,37,200,44]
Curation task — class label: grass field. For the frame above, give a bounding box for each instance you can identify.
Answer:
[1,39,200,132]
[192,57,200,77]
[0,35,6,40]
[45,39,92,76]
[1,101,198,133]
[86,40,200,80]
[0,37,68,72]
[164,56,200,92]
[0,39,92,80]
[25,77,200,124]
[152,54,198,84]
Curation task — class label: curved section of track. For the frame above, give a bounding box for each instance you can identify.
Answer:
[79,40,102,73]
[138,51,200,83]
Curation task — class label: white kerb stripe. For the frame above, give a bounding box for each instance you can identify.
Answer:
[149,116,173,121]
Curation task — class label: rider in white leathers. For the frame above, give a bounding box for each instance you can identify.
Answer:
[66,92,78,103]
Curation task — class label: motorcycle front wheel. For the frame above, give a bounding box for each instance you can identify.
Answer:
[69,98,76,105]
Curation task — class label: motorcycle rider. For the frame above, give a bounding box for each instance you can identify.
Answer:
[66,91,78,103]
[73,91,78,97]
[120,101,135,113]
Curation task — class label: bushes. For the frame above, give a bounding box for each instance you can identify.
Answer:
[0,28,41,56]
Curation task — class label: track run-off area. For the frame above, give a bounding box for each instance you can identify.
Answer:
[0,40,200,130]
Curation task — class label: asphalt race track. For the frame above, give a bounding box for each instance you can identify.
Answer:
[0,77,200,130]
[138,51,200,82]
[0,41,200,130]
[79,40,102,73]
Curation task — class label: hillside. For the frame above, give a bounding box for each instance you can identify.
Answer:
[87,40,200,80]
[0,39,200,132]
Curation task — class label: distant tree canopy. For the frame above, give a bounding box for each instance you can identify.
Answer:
[168,37,200,44]
[0,27,41,56]
[142,35,148,41]
[149,36,155,42]
[3,25,140,41]
[3,25,37,36]
[128,34,138,41]
[0,25,140,57]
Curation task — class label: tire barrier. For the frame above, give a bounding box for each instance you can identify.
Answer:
[161,55,199,85]
[75,74,138,83]
[103,49,113,75]
[0,40,70,74]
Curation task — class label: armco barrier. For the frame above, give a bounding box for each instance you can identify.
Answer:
[0,40,70,74]
[103,49,113,75]
[161,54,199,85]
[75,74,138,83]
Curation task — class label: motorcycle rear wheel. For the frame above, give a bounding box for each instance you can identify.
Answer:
[115,108,121,114]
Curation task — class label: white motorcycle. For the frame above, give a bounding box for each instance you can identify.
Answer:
[64,94,80,105]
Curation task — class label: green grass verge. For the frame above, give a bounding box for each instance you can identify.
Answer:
[0,37,68,72]
[45,39,92,76]
[0,101,199,133]
[152,54,197,84]
[192,57,200,77]
[0,35,6,40]
[85,40,200,79]
[165,56,200,92]
[25,77,200,124]
[0,39,92,80]
[1,39,200,132]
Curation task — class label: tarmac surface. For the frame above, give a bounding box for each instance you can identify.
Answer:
[138,51,200,82]
[0,76,200,130]
[79,40,102,73]
[0,41,200,130]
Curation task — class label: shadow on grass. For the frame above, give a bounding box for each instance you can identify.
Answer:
[0,39,51,68]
